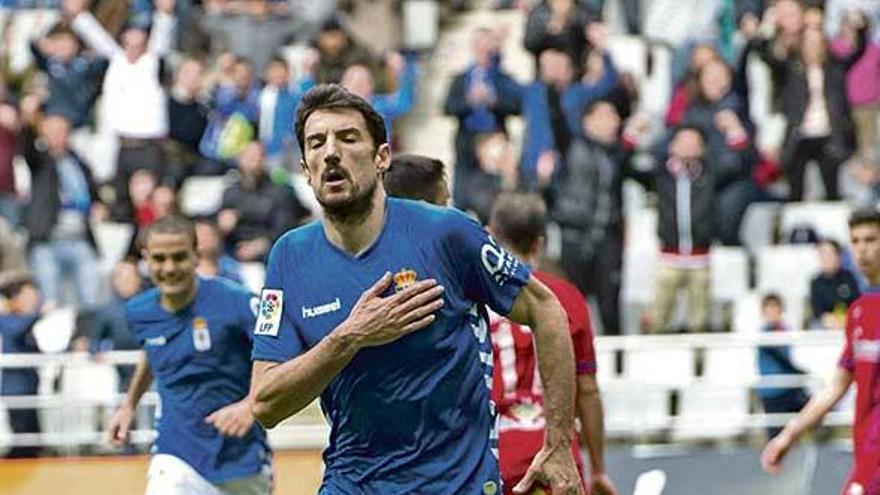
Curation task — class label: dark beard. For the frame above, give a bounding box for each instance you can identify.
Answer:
[320,177,377,226]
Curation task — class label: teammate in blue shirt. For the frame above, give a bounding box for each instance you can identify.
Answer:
[107,216,272,495]
[251,85,582,494]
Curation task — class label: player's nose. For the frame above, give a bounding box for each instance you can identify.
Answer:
[324,138,341,163]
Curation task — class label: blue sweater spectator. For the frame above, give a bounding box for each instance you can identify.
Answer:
[520,49,617,188]
[259,57,314,167]
[443,28,521,215]
[29,27,107,129]
[341,52,419,141]
[200,59,261,163]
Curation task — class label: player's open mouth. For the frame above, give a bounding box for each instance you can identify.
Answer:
[322,169,348,187]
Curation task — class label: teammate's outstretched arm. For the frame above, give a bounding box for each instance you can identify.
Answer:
[507,275,583,495]
[576,373,618,495]
[251,273,444,428]
[761,367,853,474]
[107,352,154,447]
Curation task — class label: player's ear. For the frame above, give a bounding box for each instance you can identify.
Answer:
[375,143,391,174]
[532,236,545,258]
[300,159,311,185]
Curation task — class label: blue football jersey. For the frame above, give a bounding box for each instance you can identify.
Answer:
[127,277,271,484]
[253,198,531,494]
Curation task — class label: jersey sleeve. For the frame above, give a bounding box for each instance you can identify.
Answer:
[443,210,531,316]
[568,297,597,375]
[838,304,856,372]
[551,280,597,375]
[237,288,259,344]
[251,239,306,363]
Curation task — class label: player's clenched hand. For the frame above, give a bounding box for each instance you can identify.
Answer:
[206,401,255,438]
[761,432,793,475]
[514,444,585,495]
[107,404,135,447]
[338,272,444,349]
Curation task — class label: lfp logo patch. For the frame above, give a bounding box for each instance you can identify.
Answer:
[255,289,284,337]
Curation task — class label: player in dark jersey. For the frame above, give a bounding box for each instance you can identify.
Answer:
[108,216,271,495]
[762,208,880,495]
[250,85,583,494]
[487,193,617,495]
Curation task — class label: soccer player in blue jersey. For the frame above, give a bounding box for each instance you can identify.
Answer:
[250,84,583,494]
[107,216,272,495]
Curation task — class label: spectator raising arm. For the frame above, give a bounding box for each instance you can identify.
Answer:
[562,52,619,136]
[68,0,177,59]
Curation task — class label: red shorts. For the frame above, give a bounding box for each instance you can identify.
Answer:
[499,429,586,495]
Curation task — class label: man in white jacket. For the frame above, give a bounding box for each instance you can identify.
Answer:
[65,0,177,222]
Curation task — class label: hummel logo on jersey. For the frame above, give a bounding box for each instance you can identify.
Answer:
[302,298,342,319]
[145,335,167,346]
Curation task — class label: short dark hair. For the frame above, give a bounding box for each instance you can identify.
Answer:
[235,56,255,70]
[384,154,447,205]
[0,273,34,299]
[47,24,81,45]
[672,123,708,143]
[761,292,783,309]
[138,215,197,251]
[849,208,880,230]
[294,84,387,154]
[489,192,547,256]
[582,98,617,119]
[818,238,842,253]
[267,56,288,68]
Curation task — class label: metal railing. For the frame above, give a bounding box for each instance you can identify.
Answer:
[0,330,850,451]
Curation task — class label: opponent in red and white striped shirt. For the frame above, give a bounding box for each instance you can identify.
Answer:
[488,193,617,495]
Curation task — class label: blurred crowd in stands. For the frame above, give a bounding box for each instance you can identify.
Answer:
[0,0,878,456]
[445,0,879,336]
[0,0,429,455]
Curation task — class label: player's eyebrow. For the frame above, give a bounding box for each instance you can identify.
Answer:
[304,131,326,143]
[334,126,361,136]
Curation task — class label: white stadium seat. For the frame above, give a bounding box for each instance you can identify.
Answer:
[780,201,852,244]
[703,347,758,385]
[756,245,820,330]
[623,208,659,306]
[239,262,267,295]
[710,246,750,303]
[180,176,230,217]
[602,380,670,435]
[739,203,781,255]
[626,348,694,388]
[733,292,763,335]
[673,385,749,440]
[791,344,842,381]
[93,222,134,267]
